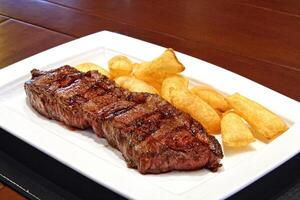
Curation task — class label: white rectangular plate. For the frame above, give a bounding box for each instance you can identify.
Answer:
[0,31,299,200]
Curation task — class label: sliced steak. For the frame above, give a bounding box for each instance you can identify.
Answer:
[25,66,223,174]
[102,95,222,173]
[25,66,124,129]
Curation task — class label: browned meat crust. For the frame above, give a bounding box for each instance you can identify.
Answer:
[24,65,223,174]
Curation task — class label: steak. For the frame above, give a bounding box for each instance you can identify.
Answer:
[24,65,223,174]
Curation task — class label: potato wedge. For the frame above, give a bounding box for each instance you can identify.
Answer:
[132,63,140,71]
[189,84,214,91]
[191,87,229,112]
[131,63,162,91]
[161,75,189,102]
[221,112,255,147]
[75,63,110,78]
[161,76,220,133]
[216,109,223,118]
[114,76,131,86]
[133,48,185,87]
[227,93,288,140]
[114,76,159,94]
[108,55,133,78]
[170,90,221,134]
[148,80,163,92]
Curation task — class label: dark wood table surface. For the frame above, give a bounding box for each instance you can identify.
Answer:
[0,0,299,199]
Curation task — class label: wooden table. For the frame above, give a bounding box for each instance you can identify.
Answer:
[0,0,299,199]
[0,183,26,200]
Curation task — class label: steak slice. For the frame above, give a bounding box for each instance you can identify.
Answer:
[25,66,79,118]
[101,94,222,173]
[25,66,126,129]
[25,66,223,174]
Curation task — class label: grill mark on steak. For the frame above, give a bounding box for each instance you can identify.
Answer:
[111,97,172,148]
[44,68,125,129]
[24,65,223,174]
[25,66,83,122]
[30,66,80,92]
[99,100,136,119]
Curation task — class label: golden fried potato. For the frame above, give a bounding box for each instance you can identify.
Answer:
[227,93,288,140]
[191,87,229,112]
[132,63,140,71]
[190,84,214,90]
[133,48,185,88]
[161,75,189,102]
[114,76,131,86]
[216,109,223,118]
[221,112,255,147]
[114,76,159,94]
[108,55,133,78]
[149,81,163,92]
[75,63,110,78]
[161,76,220,133]
[222,109,235,117]
[170,90,221,134]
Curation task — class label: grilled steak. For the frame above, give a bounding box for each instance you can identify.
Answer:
[25,65,223,174]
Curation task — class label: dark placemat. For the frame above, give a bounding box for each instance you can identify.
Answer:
[0,128,125,200]
[0,128,299,200]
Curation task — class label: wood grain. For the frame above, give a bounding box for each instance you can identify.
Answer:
[238,0,300,16]
[45,0,300,70]
[1,0,299,69]
[0,0,132,37]
[0,0,299,100]
[0,15,8,23]
[0,19,73,67]
[0,185,26,200]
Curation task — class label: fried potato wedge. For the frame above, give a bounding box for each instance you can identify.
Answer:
[191,87,229,112]
[162,76,220,133]
[189,84,214,90]
[227,93,288,140]
[161,75,189,102]
[132,62,164,91]
[221,112,255,147]
[114,76,159,94]
[132,63,140,71]
[149,81,163,92]
[108,55,133,78]
[133,48,185,88]
[114,76,131,86]
[170,90,221,134]
[161,75,220,133]
[75,63,110,78]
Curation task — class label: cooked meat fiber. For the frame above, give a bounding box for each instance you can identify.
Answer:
[25,66,223,174]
